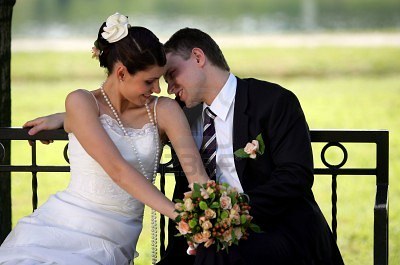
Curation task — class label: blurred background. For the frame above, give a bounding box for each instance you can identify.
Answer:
[11,0,400,37]
[9,0,400,265]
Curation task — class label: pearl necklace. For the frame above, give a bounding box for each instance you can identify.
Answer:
[100,82,159,265]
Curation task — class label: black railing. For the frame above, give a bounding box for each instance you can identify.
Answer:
[0,128,389,265]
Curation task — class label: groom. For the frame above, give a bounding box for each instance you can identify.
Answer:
[157,28,344,265]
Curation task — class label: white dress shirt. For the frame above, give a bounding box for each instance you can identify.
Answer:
[191,73,243,192]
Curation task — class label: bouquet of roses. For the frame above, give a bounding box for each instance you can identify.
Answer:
[174,180,261,252]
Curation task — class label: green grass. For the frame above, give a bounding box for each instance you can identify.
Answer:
[9,45,400,265]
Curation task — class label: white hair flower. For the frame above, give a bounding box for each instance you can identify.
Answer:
[101,12,131,43]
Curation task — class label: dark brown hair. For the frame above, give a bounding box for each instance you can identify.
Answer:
[164,28,230,71]
[95,23,166,75]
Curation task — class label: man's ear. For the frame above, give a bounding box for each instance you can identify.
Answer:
[191,48,206,66]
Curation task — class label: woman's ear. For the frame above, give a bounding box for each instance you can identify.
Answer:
[115,63,126,82]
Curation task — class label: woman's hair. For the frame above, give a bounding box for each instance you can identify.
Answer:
[95,22,166,75]
[164,27,230,72]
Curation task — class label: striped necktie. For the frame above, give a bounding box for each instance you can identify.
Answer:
[200,107,217,179]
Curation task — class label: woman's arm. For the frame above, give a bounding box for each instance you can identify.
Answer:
[64,90,177,220]
[156,97,209,184]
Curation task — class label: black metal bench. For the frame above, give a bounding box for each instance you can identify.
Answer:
[0,128,389,265]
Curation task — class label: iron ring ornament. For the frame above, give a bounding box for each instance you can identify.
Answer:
[0,142,5,162]
[320,142,348,169]
[63,143,70,164]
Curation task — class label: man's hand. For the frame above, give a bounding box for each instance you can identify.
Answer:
[186,241,197,256]
[23,113,65,145]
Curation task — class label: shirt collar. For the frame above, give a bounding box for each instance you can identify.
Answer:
[203,73,236,121]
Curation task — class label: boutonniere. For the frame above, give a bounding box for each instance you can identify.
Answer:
[234,133,265,159]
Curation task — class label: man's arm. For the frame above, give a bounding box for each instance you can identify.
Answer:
[23,112,66,144]
[23,112,66,134]
[246,88,314,222]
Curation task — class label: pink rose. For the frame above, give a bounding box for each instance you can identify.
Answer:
[220,194,232,210]
[244,140,259,159]
[177,221,191,235]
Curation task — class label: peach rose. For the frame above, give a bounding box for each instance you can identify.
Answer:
[177,221,191,235]
[200,187,209,199]
[201,220,213,230]
[184,191,193,199]
[175,202,184,211]
[244,140,259,159]
[202,230,212,240]
[204,208,216,219]
[234,227,243,240]
[204,238,215,248]
[222,228,233,242]
[193,233,207,244]
[184,198,194,211]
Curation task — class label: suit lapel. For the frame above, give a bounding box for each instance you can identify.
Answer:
[183,104,202,127]
[233,77,249,182]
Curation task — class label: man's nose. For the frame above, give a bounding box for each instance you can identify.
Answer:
[167,82,176,95]
[152,83,161,94]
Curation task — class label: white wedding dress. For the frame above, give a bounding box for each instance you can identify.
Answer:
[0,99,162,265]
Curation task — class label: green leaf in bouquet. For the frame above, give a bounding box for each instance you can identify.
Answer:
[189,218,198,228]
[240,214,248,224]
[199,201,208,210]
[230,194,237,205]
[192,183,202,198]
[174,199,184,203]
[193,225,202,233]
[222,182,230,189]
[209,192,216,201]
[220,210,229,219]
[210,201,220,209]
[174,215,182,222]
[256,133,265,154]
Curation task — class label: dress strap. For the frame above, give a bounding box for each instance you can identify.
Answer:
[153,97,159,125]
[81,89,100,114]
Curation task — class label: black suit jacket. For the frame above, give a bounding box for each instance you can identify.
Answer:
[158,77,343,265]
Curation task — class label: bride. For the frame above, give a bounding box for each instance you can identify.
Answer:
[0,13,208,265]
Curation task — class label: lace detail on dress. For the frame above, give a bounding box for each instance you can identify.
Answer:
[100,114,155,137]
